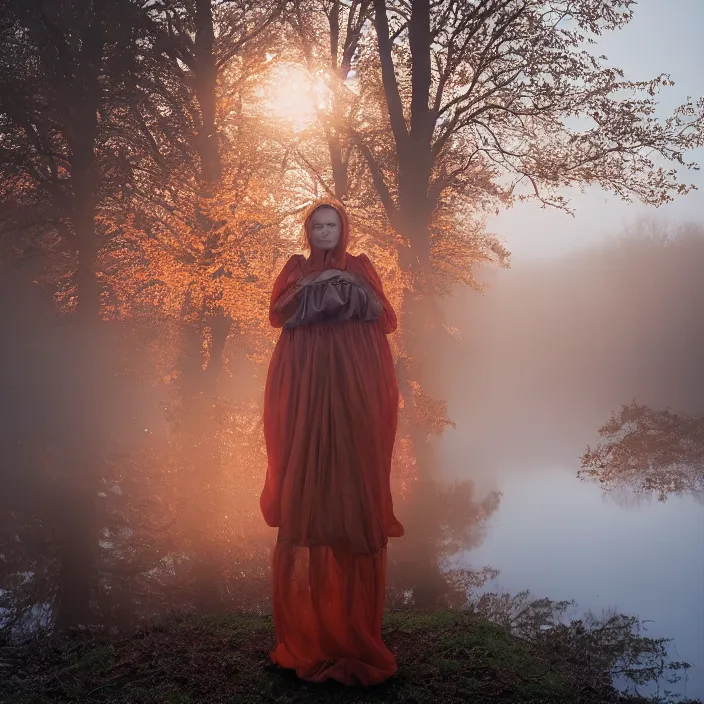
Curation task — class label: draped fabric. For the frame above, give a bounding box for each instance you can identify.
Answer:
[261,199,403,686]
[280,271,383,329]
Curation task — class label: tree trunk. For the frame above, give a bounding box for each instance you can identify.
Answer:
[391,211,450,610]
[329,134,349,200]
[53,103,103,628]
[194,0,220,187]
[368,0,460,609]
[74,215,100,324]
[203,308,233,396]
[54,483,97,629]
[72,117,101,325]
[174,1,231,613]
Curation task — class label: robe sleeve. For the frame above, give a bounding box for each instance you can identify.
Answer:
[357,253,398,334]
[269,255,305,328]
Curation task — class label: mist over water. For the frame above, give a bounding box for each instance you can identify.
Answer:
[436,223,704,697]
[2,222,703,697]
[442,223,704,476]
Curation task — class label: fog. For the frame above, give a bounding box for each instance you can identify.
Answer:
[436,220,704,698]
[440,220,704,486]
[2,220,703,696]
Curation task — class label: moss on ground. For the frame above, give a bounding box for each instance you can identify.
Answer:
[0,610,696,703]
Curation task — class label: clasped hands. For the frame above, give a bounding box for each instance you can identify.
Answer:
[277,266,382,327]
[312,268,381,317]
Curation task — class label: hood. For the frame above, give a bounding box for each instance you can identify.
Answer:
[301,197,350,272]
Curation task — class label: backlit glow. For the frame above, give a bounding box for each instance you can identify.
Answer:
[258,63,331,132]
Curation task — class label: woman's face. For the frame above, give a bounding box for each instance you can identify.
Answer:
[308,207,341,251]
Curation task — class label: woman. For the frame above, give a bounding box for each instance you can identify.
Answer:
[261,198,404,686]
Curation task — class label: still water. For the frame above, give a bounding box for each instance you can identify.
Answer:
[456,466,704,699]
[437,240,704,698]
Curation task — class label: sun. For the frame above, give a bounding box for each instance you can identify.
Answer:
[257,62,331,133]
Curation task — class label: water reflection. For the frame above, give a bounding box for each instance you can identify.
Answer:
[439,225,704,698]
[580,402,704,503]
[458,470,703,699]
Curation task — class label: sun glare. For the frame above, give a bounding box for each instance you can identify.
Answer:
[258,63,330,133]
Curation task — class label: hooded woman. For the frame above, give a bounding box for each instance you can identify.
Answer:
[261,198,404,686]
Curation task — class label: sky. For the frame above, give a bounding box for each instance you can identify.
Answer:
[489,0,704,264]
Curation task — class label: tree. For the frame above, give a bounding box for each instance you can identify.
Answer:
[580,402,704,503]
[142,0,282,388]
[355,0,703,606]
[365,0,704,362]
[271,1,511,607]
[282,0,373,201]
[0,0,183,628]
[368,0,703,254]
[113,0,286,612]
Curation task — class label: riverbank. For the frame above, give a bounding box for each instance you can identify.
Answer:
[2,610,700,703]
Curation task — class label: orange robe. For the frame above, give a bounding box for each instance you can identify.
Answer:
[261,206,403,686]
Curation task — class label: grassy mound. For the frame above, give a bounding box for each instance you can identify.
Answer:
[0,610,693,703]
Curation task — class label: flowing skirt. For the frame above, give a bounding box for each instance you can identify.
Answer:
[262,318,403,685]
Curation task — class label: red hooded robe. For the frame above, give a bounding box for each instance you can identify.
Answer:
[261,199,404,686]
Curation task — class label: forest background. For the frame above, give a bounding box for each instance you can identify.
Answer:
[1,1,702,700]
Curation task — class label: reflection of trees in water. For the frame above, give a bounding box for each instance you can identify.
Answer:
[470,589,693,699]
[580,402,704,503]
[386,479,502,610]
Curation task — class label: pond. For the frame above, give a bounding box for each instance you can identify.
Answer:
[455,465,704,699]
[438,240,704,699]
